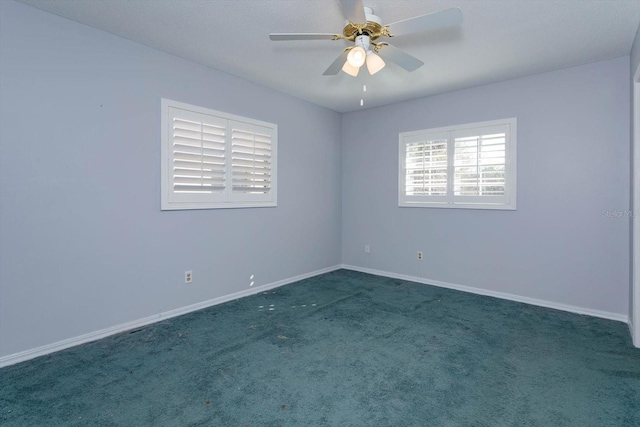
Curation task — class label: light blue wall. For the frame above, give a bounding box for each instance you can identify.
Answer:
[342,57,631,316]
[0,1,342,358]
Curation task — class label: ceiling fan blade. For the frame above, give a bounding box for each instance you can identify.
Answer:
[323,49,351,76]
[385,8,463,37]
[340,0,366,23]
[270,33,339,41]
[378,45,424,72]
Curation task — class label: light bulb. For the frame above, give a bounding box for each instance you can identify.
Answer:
[342,61,360,77]
[347,46,366,68]
[366,52,385,75]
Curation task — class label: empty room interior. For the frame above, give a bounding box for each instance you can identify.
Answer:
[1,0,640,425]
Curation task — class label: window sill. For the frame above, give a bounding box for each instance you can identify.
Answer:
[398,201,516,211]
[161,201,277,211]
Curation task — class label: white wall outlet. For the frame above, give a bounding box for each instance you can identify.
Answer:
[417,251,423,261]
[185,271,193,284]
[365,245,371,253]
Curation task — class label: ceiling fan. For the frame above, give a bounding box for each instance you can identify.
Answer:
[269,0,462,77]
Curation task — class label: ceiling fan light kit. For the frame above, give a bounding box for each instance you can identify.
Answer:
[347,42,367,67]
[342,60,360,77]
[270,1,462,78]
[345,34,386,76]
[366,51,385,75]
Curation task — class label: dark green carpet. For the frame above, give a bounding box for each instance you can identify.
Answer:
[1,270,639,426]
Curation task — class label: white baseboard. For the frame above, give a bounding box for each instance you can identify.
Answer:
[342,264,629,324]
[0,265,342,368]
[2,264,629,368]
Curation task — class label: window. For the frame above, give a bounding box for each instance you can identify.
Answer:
[161,99,277,210]
[399,118,516,210]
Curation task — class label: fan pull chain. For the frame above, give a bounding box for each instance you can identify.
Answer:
[360,84,367,107]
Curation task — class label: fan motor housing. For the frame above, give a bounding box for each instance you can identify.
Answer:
[343,7,387,42]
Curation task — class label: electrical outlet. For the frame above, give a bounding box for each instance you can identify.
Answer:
[417,251,423,261]
[185,271,192,284]
[365,245,370,253]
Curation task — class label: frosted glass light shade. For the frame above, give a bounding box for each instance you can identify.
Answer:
[346,46,366,68]
[342,61,360,77]
[366,52,385,75]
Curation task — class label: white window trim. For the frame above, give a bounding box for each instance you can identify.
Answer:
[398,118,517,210]
[161,98,277,210]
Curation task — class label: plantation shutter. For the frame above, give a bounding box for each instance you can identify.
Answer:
[401,132,449,204]
[405,138,448,195]
[168,107,227,204]
[452,124,508,204]
[161,98,277,210]
[398,118,515,209]
[230,120,273,201]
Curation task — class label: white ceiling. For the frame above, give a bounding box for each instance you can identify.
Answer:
[16,0,640,113]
